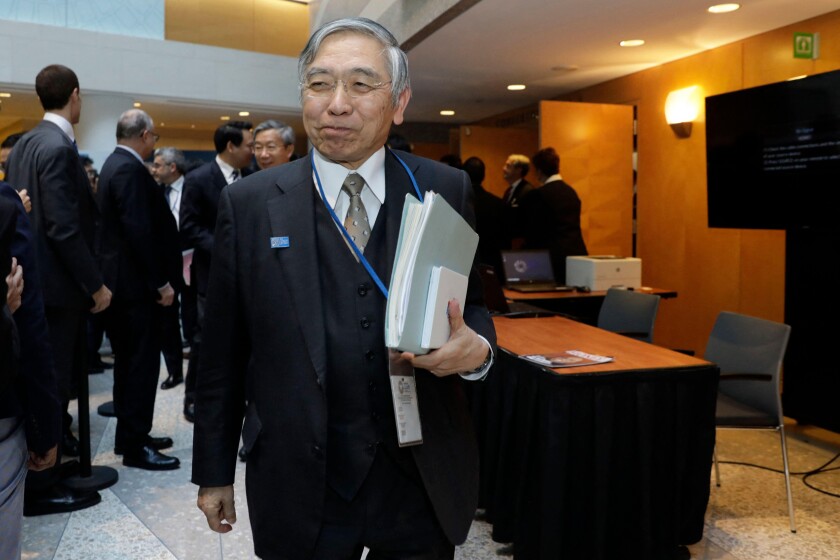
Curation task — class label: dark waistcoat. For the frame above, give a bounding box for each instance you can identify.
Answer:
[315,197,409,501]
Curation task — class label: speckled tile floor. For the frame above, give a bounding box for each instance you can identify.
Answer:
[19,359,840,559]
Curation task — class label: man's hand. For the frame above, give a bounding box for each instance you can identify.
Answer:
[6,257,23,313]
[402,299,489,377]
[18,189,32,213]
[28,445,58,471]
[157,283,175,307]
[198,485,237,533]
[90,284,112,313]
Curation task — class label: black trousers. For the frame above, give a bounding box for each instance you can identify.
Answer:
[309,450,454,560]
[156,294,183,379]
[106,299,161,450]
[25,306,85,492]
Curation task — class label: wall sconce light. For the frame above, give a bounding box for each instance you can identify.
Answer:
[665,86,702,138]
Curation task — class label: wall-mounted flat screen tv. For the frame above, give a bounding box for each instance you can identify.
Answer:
[706,69,840,229]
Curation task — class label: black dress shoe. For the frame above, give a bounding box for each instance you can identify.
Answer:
[122,445,180,471]
[24,485,102,516]
[184,401,195,423]
[62,431,80,457]
[160,374,184,390]
[115,436,174,455]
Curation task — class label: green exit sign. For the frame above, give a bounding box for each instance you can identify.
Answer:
[793,32,819,60]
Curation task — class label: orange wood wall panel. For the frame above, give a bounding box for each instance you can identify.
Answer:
[539,101,634,258]
[165,0,308,56]
[559,9,840,355]
[458,125,538,198]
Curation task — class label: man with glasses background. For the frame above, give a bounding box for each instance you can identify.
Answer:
[96,109,179,471]
[253,119,296,170]
[193,17,495,560]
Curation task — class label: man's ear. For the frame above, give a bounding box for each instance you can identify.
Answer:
[392,88,411,126]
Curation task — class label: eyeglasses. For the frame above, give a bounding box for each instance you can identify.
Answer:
[254,143,290,153]
[302,77,391,99]
[144,130,160,142]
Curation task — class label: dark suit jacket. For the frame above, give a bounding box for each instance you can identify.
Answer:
[179,160,227,295]
[472,183,509,276]
[520,179,588,282]
[192,151,496,557]
[503,178,534,208]
[1,194,17,392]
[4,120,102,309]
[151,183,184,293]
[96,148,166,302]
[0,183,61,453]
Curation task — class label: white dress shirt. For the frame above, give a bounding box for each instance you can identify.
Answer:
[43,112,75,142]
[166,175,184,228]
[215,155,240,185]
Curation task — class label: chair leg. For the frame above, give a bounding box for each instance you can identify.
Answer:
[713,444,721,487]
[778,425,796,533]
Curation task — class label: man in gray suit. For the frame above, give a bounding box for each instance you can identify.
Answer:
[193,18,495,560]
[4,64,111,515]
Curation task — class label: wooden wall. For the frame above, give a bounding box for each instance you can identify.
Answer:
[165,0,309,57]
[559,9,840,355]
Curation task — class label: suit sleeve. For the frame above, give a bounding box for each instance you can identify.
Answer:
[191,186,248,487]
[38,144,103,296]
[180,173,215,255]
[0,185,61,453]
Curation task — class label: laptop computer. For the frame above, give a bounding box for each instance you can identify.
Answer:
[501,250,573,293]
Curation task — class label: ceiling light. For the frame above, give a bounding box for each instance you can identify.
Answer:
[239,111,250,117]
[133,102,142,107]
[507,84,526,91]
[221,116,231,121]
[160,122,165,127]
[619,39,645,47]
[440,110,455,116]
[191,124,196,129]
[0,92,11,98]
[708,3,740,14]
[787,74,808,81]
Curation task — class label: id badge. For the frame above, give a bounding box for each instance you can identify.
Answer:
[388,350,423,447]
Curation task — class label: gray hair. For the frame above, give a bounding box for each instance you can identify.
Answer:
[116,109,153,140]
[298,17,410,107]
[254,120,295,146]
[154,146,186,175]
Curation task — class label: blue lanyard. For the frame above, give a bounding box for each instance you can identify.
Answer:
[310,149,423,299]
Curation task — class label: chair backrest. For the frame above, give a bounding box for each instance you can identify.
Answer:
[704,311,791,418]
[597,288,661,343]
[477,264,511,314]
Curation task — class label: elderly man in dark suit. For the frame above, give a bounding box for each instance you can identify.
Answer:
[193,17,495,560]
[4,64,111,513]
[96,109,179,471]
[520,147,588,283]
[179,120,253,423]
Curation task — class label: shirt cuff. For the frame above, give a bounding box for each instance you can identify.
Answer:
[459,335,494,381]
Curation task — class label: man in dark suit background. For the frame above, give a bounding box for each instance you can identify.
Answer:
[4,64,112,513]
[193,18,495,560]
[519,147,588,283]
[502,154,534,208]
[179,121,253,422]
[464,156,508,276]
[96,109,179,471]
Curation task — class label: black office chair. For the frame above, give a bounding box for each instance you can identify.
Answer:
[596,288,660,342]
[706,311,795,533]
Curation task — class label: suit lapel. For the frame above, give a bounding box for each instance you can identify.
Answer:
[266,161,328,385]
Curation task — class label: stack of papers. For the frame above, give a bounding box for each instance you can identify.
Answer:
[522,350,614,368]
[385,192,478,355]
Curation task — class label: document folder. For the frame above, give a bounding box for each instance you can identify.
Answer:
[385,192,478,355]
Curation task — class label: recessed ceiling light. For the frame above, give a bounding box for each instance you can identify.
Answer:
[239,111,250,117]
[133,102,142,107]
[787,74,808,81]
[160,122,165,127]
[507,84,526,91]
[221,116,231,121]
[619,39,645,47]
[440,110,455,116]
[191,124,196,129]
[0,92,11,98]
[708,3,740,14]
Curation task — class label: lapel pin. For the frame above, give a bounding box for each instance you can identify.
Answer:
[270,236,290,249]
